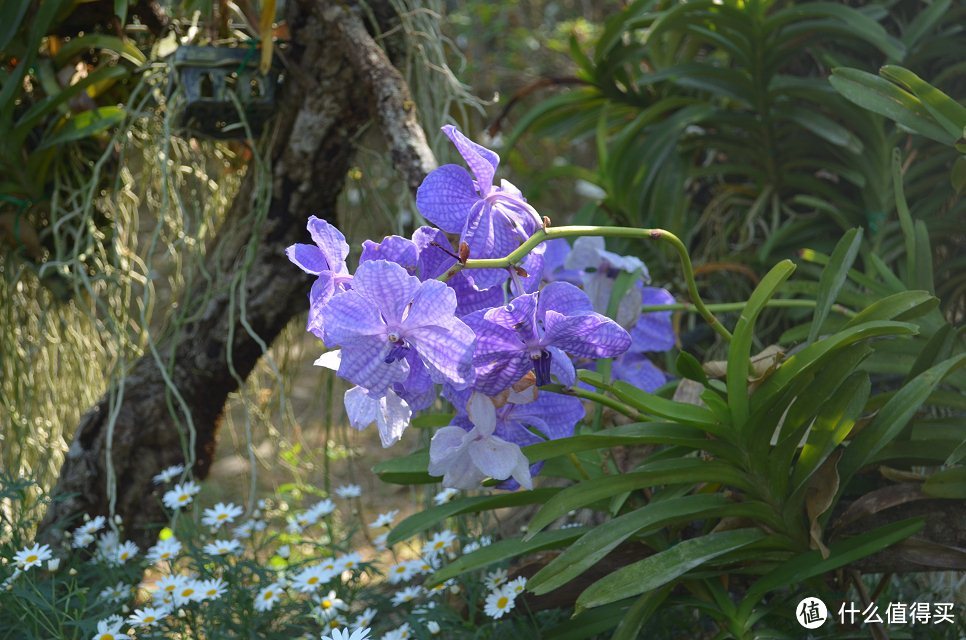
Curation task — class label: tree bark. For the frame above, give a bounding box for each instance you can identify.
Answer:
[38,0,424,550]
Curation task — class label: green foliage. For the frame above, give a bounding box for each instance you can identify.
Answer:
[507,0,964,317]
[379,161,964,636]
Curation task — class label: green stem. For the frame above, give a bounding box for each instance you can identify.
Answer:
[541,383,643,421]
[443,226,733,342]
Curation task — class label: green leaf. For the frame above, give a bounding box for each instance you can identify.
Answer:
[526,459,752,538]
[839,354,966,484]
[371,450,436,485]
[807,228,863,345]
[0,0,30,52]
[522,422,738,462]
[611,381,722,432]
[751,321,917,422]
[529,495,775,595]
[37,106,125,150]
[879,65,966,138]
[790,372,870,496]
[611,586,672,640]
[829,68,952,144]
[922,467,966,499]
[115,0,128,25]
[387,489,560,546]
[728,260,796,429]
[576,529,766,611]
[53,34,147,67]
[905,324,954,383]
[16,65,129,135]
[843,291,937,327]
[786,108,863,153]
[427,528,586,587]
[675,351,709,385]
[410,412,453,429]
[737,519,924,624]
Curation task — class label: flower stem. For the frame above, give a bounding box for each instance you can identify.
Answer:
[448,226,734,341]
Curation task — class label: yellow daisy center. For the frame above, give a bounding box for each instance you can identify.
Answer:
[263,591,274,600]
[178,495,188,503]
[307,577,319,585]
[98,634,114,640]
[322,599,332,608]
[182,588,194,597]
[25,554,38,563]
[498,596,509,609]
[217,514,228,520]
[143,616,156,623]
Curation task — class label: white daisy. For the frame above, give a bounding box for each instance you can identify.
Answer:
[391,585,423,606]
[386,559,419,584]
[199,577,227,600]
[153,574,189,604]
[335,552,364,574]
[353,607,376,629]
[505,576,527,595]
[152,464,185,484]
[13,543,52,571]
[427,620,441,635]
[315,590,347,621]
[98,581,131,602]
[90,616,124,640]
[321,628,371,640]
[292,564,337,593]
[424,530,457,558]
[484,588,516,619]
[146,537,182,564]
[108,540,139,565]
[253,582,283,611]
[335,484,362,498]
[203,538,241,556]
[162,480,201,510]
[433,488,458,505]
[368,510,398,528]
[128,606,170,628]
[308,498,336,520]
[381,623,412,640]
[173,579,205,605]
[71,515,106,548]
[201,502,243,528]
[483,568,508,590]
[234,519,266,538]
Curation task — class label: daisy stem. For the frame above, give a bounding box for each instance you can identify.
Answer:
[447,226,733,342]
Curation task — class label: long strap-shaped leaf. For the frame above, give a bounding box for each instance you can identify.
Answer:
[528,494,778,596]
[575,528,767,612]
[525,458,753,538]
[838,353,966,484]
[728,260,796,432]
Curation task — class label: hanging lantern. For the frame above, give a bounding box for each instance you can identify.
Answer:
[167,45,281,139]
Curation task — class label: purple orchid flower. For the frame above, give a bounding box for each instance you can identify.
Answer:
[464,281,631,395]
[565,236,650,328]
[285,216,352,340]
[416,126,545,290]
[412,226,506,317]
[428,393,533,490]
[320,259,476,396]
[610,286,676,391]
[541,238,582,286]
[359,235,419,276]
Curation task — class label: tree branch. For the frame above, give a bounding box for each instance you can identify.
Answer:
[321,3,437,195]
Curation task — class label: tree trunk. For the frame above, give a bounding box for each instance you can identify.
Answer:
[38,0,421,550]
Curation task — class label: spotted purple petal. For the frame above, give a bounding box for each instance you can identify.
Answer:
[416,165,480,234]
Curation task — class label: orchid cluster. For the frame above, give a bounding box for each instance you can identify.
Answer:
[288,126,675,491]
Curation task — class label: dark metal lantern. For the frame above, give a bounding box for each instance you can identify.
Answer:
[168,45,280,139]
